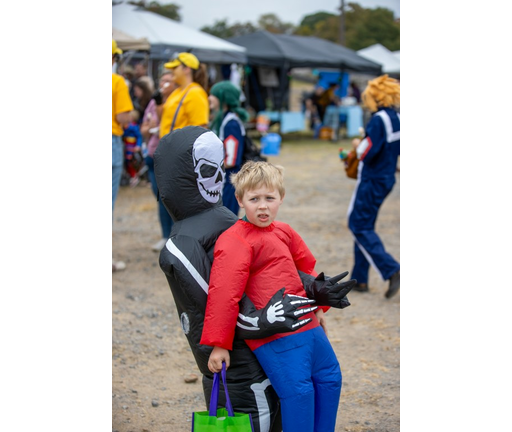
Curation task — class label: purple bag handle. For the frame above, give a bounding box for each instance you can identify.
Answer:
[208,362,234,417]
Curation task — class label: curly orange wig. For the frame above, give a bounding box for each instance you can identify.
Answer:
[362,74,400,112]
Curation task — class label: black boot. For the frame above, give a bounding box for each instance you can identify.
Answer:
[353,283,369,292]
[385,271,400,299]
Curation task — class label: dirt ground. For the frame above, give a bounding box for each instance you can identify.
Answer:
[112,137,400,432]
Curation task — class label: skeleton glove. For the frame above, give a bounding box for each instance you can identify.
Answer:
[235,287,317,339]
[299,270,356,309]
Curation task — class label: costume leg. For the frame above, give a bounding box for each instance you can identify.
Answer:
[146,155,174,238]
[112,135,124,213]
[202,373,281,432]
[311,327,342,432]
[351,242,370,284]
[348,177,399,281]
[254,328,341,432]
[158,201,174,238]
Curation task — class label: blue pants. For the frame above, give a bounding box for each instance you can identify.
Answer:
[253,327,342,431]
[112,135,124,215]
[347,175,400,283]
[145,156,174,238]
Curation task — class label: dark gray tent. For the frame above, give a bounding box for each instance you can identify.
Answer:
[228,31,382,111]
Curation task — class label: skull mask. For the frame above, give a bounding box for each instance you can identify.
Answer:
[192,131,225,203]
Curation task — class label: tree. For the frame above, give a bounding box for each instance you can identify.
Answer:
[127,1,181,21]
[201,13,295,38]
[198,2,400,52]
[295,12,338,40]
[344,4,399,51]
[294,2,399,51]
[201,20,257,39]
[257,13,296,34]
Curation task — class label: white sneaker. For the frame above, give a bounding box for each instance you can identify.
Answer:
[112,260,126,272]
[152,238,167,252]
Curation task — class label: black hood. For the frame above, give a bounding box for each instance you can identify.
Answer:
[154,126,226,221]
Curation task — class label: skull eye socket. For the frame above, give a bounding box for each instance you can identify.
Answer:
[200,164,218,178]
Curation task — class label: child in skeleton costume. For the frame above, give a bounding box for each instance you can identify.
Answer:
[201,161,355,432]
[348,74,401,298]
[154,126,355,432]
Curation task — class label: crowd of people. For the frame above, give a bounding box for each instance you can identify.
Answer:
[112,38,400,431]
[303,80,362,141]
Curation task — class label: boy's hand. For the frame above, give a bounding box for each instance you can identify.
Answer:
[315,308,328,336]
[352,138,362,149]
[299,271,356,309]
[208,346,230,373]
[236,288,317,339]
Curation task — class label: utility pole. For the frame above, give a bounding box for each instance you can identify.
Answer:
[338,0,346,46]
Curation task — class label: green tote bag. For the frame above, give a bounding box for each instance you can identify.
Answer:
[191,362,254,432]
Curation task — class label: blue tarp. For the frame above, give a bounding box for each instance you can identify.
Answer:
[315,71,350,99]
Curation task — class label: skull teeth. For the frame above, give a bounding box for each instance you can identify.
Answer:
[200,184,220,196]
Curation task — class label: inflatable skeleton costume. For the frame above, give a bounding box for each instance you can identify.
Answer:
[154,126,355,432]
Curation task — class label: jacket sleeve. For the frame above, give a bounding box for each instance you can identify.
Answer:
[200,232,252,350]
[223,119,244,168]
[287,225,317,276]
[358,115,385,163]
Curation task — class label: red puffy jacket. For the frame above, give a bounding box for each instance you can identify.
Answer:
[200,219,320,351]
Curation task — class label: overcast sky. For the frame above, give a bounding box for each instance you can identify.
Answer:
[175,0,400,30]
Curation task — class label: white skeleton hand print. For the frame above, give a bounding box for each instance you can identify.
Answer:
[236,288,318,339]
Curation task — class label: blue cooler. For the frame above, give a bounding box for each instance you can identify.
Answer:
[261,133,282,156]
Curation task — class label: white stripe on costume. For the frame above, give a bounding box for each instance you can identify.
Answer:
[347,161,364,217]
[356,137,370,159]
[352,234,384,280]
[347,164,383,280]
[375,110,400,143]
[219,112,246,140]
[250,379,272,432]
[165,238,209,294]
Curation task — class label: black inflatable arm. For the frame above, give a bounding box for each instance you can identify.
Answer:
[298,270,356,309]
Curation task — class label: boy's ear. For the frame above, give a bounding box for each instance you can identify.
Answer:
[235,194,244,207]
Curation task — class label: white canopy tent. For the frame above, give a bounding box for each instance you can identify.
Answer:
[112,28,150,52]
[112,3,246,65]
[357,43,400,76]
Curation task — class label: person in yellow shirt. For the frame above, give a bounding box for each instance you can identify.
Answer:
[157,52,209,138]
[112,39,134,271]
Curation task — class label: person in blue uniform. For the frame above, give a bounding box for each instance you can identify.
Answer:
[347,74,400,298]
[208,81,249,216]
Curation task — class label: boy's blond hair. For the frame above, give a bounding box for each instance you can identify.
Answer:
[231,161,285,200]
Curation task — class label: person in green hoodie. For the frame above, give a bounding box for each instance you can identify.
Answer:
[208,81,250,216]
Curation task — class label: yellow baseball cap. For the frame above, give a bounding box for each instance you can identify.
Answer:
[165,52,199,70]
[112,39,123,55]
